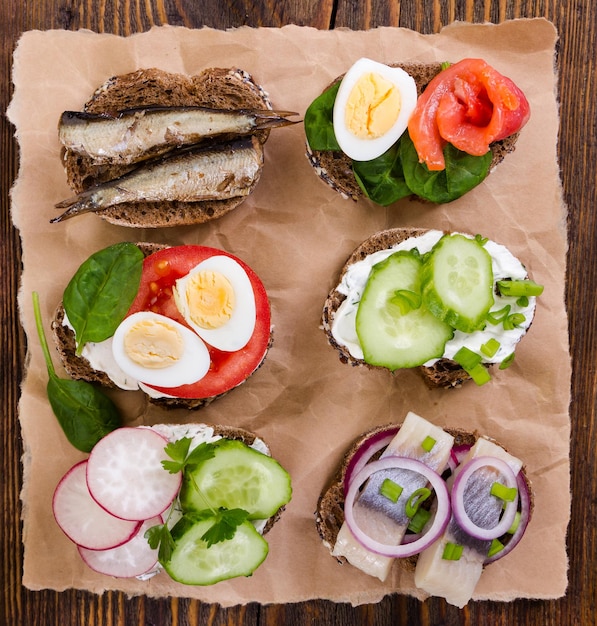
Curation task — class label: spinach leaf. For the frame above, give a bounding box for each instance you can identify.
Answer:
[352,143,412,206]
[400,132,492,203]
[304,82,341,151]
[63,242,144,354]
[33,292,121,453]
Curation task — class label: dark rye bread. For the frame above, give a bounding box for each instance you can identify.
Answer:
[306,62,519,201]
[51,242,273,410]
[322,227,474,388]
[61,67,274,227]
[315,423,533,571]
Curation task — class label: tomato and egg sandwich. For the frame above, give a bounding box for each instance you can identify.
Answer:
[52,242,272,409]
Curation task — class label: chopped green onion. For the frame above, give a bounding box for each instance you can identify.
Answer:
[490,481,518,502]
[405,487,432,518]
[487,538,504,558]
[454,347,491,385]
[503,313,526,330]
[442,542,464,561]
[497,279,544,297]
[474,234,489,246]
[440,61,452,71]
[407,508,431,534]
[453,346,482,370]
[379,478,403,503]
[516,295,529,307]
[499,353,516,370]
[388,289,422,315]
[421,436,436,452]
[468,363,491,385]
[486,305,511,325]
[480,338,501,358]
[508,511,521,534]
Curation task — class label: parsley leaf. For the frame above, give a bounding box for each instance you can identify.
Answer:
[201,508,250,547]
[161,438,216,474]
[145,523,175,563]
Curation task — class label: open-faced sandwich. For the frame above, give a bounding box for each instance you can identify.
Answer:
[52,423,292,585]
[322,228,543,388]
[316,411,533,607]
[50,241,272,409]
[53,67,297,226]
[305,58,530,205]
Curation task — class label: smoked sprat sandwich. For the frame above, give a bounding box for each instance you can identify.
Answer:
[322,228,543,388]
[316,411,533,607]
[305,58,530,205]
[53,67,297,227]
[51,241,272,409]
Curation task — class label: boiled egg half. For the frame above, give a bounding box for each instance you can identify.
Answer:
[173,255,256,352]
[111,311,210,388]
[333,58,418,161]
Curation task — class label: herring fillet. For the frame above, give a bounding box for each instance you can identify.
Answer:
[332,411,454,581]
[52,137,263,222]
[414,437,523,608]
[59,106,298,165]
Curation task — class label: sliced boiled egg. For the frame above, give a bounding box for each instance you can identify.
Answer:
[111,311,210,388]
[173,255,256,352]
[333,58,418,161]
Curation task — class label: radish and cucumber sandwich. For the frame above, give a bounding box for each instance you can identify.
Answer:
[315,411,533,607]
[52,423,292,585]
[52,67,297,227]
[50,241,272,409]
[305,58,530,205]
[322,228,543,388]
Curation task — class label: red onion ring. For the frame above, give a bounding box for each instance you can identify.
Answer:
[343,456,450,558]
[343,427,399,495]
[484,471,531,564]
[451,456,519,541]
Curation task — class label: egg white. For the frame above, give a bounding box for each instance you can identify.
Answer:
[333,58,418,161]
[111,311,210,388]
[173,255,256,352]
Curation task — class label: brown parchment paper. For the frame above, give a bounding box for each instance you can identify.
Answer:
[8,19,570,606]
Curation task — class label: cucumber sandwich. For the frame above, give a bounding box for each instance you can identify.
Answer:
[322,228,543,388]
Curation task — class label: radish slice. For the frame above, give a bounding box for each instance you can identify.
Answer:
[451,456,519,541]
[343,456,451,558]
[78,515,162,578]
[53,460,140,550]
[86,427,182,521]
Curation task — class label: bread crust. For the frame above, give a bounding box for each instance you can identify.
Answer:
[321,227,474,388]
[51,242,273,410]
[306,62,519,202]
[315,422,533,570]
[61,67,274,228]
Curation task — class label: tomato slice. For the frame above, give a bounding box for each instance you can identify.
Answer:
[126,245,271,400]
[408,58,531,171]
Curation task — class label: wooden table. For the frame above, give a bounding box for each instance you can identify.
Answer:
[1,2,594,625]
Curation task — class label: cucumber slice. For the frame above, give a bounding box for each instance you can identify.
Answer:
[422,234,494,333]
[355,251,453,370]
[163,513,268,585]
[180,439,292,519]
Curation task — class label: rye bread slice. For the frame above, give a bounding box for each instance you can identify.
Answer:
[51,242,273,410]
[321,227,476,388]
[306,62,519,202]
[315,423,533,571]
[60,67,274,228]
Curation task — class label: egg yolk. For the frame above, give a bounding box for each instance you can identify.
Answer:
[184,270,235,330]
[124,319,184,369]
[345,72,401,140]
